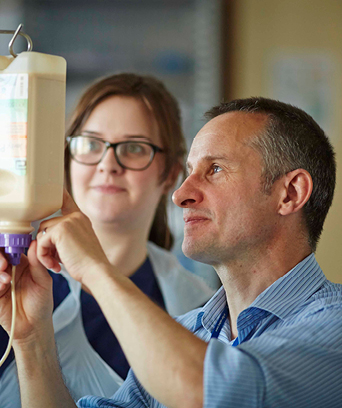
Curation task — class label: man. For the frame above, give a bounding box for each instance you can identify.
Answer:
[0,97,341,407]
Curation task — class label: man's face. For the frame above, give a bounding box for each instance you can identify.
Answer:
[172,111,282,266]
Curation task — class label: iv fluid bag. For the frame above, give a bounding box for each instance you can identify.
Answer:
[0,51,66,234]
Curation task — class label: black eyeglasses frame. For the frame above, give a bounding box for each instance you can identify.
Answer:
[66,135,164,171]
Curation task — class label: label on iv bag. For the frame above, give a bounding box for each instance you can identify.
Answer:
[0,73,28,176]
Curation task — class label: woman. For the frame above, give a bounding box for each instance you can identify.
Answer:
[0,73,215,405]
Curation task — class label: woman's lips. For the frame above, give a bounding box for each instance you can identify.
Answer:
[92,185,126,194]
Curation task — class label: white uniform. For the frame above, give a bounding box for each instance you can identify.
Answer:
[0,242,216,407]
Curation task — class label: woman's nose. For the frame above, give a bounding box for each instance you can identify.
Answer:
[97,146,124,174]
[172,175,203,207]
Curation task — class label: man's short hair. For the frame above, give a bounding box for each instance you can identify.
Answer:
[205,97,336,252]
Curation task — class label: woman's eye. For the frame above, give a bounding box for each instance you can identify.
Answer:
[88,141,101,151]
[122,143,146,156]
[128,143,143,153]
[74,137,102,154]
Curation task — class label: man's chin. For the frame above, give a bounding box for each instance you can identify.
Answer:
[182,241,215,265]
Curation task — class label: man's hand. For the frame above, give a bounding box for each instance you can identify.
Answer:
[0,241,53,343]
[36,189,112,287]
[0,243,78,408]
[0,188,111,342]
[0,190,105,408]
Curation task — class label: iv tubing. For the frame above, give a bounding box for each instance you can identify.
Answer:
[0,265,16,367]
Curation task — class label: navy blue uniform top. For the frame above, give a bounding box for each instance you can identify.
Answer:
[0,257,165,380]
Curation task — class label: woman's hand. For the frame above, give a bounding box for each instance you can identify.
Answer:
[36,189,112,287]
[0,241,53,343]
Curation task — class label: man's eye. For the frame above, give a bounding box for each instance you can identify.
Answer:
[212,164,222,174]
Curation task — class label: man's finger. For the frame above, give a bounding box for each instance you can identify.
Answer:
[0,252,9,272]
[0,272,11,292]
[61,188,80,216]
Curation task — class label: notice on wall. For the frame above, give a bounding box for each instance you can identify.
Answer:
[268,53,336,144]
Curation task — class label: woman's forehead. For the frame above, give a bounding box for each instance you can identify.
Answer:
[82,96,161,144]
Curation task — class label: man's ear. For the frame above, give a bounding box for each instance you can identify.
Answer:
[278,169,313,216]
[162,162,183,194]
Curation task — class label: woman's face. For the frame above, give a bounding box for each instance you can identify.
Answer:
[70,95,168,232]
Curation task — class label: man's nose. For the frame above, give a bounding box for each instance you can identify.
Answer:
[172,175,203,207]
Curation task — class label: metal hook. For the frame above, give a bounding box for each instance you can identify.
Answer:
[0,24,33,58]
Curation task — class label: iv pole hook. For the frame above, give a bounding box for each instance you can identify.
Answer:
[0,24,33,58]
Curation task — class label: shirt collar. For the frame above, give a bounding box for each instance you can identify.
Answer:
[195,286,227,335]
[194,253,326,335]
[248,253,326,320]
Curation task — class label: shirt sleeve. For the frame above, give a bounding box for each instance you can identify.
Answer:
[76,310,200,408]
[204,340,265,407]
[77,369,162,408]
[203,306,342,408]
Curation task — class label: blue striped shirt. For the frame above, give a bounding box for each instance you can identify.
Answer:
[77,254,342,407]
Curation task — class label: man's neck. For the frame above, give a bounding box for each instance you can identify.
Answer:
[216,246,312,339]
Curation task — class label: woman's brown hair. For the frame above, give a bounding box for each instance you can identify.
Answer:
[65,73,187,250]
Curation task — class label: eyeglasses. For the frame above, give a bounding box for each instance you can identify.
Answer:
[66,136,164,170]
